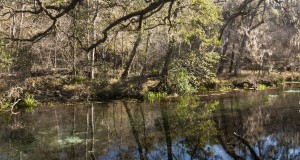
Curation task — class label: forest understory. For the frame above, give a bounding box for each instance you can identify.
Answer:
[1,0,300,107]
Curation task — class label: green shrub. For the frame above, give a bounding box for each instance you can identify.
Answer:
[0,98,11,110]
[146,91,167,102]
[243,83,249,89]
[219,85,231,92]
[198,85,207,92]
[168,68,195,94]
[0,92,37,112]
[150,69,159,75]
[70,75,86,84]
[275,77,284,86]
[22,92,37,108]
[257,84,267,90]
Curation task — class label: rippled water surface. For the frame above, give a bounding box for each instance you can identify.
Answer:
[0,85,300,160]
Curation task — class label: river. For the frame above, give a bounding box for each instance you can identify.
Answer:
[0,84,300,160]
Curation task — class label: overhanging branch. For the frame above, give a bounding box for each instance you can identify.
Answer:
[85,0,173,52]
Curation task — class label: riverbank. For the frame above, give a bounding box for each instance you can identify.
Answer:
[0,71,299,103]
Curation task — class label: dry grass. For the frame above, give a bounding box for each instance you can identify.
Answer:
[62,84,86,91]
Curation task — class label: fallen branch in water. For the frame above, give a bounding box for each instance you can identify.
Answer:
[10,99,21,115]
[216,135,244,160]
[234,132,261,160]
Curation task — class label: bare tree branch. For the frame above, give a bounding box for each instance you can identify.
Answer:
[219,0,255,40]
[8,20,56,42]
[85,0,174,52]
[234,132,262,160]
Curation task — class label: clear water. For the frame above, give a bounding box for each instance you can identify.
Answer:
[0,85,300,160]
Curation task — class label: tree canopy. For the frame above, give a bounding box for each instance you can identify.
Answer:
[0,0,299,93]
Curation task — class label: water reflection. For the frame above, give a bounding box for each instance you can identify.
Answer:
[0,88,299,160]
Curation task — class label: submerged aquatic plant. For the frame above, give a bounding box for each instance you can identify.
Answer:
[285,90,300,93]
[53,136,84,147]
[59,136,83,145]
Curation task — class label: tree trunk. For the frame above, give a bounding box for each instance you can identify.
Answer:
[72,41,77,75]
[124,103,145,160]
[141,31,151,76]
[217,41,230,75]
[121,32,142,79]
[54,31,59,69]
[234,33,248,76]
[161,37,175,84]
[91,0,99,80]
[161,105,173,160]
[228,44,235,74]
[121,32,124,67]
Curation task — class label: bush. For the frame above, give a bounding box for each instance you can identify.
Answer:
[146,92,167,102]
[168,68,195,94]
[70,75,86,84]
[243,83,249,89]
[219,85,231,92]
[21,92,37,108]
[257,84,267,90]
[0,98,11,110]
[198,85,207,92]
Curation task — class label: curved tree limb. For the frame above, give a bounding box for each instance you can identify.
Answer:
[85,0,174,52]
[216,135,245,160]
[5,0,81,42]
[10,98,21,115]
[219,0,255,40]
[234,132,261,160]
[6,0,175,51]
[8,19,57,42]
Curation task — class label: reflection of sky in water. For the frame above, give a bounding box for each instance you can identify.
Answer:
[97,145,119,160]
[289,146,300,159]
[195,134,300,160]
[234,135,300,160]
[206,145,233,160]
[97,134,300,160]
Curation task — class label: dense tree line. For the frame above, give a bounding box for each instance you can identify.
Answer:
[218,0,300,76]
[0,0,299,92]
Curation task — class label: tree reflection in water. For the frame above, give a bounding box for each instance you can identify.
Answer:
[0,90,299,159]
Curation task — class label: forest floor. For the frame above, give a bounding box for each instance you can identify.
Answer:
[0,71,300,103]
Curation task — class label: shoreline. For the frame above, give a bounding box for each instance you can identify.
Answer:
[0,72,299,104]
